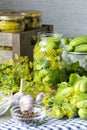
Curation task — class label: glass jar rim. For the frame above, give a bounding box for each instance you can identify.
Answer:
[38,32,63,39]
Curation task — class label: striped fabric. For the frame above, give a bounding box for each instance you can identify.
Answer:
[0,116,87,130]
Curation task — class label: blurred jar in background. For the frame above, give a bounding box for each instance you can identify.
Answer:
[0,13,25,33]
[17,10,42,31]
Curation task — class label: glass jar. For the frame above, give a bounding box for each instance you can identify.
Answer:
[67,52,87,70]
[10,104,46,126]
[33,33,67,89]
[19,10,42,31]
[0,13,25,33]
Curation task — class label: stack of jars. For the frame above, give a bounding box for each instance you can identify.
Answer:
[0,10,42,33]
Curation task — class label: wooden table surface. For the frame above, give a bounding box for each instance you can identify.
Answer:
[0,109,11,124]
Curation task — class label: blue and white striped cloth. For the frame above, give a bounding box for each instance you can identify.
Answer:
[0,116,87,130]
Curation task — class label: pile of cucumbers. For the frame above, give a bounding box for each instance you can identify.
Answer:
[62,35,87,52]
[51,73,87,120]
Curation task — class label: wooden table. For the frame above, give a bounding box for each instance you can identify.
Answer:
[0,110,11,124]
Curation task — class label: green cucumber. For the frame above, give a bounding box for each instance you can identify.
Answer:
[78,109,87,120]
[66,45,73,52]
[69,35,87,47]
[70,92,87,106]
[74,44,87,52]
[79,79,87,92]
[77,100,87,109]
[61,38,69,45]
[54,87,74,105]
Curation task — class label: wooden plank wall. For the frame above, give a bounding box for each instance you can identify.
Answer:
[0,0,87,37]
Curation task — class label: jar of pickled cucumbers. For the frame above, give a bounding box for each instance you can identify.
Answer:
[0,13,25,33]
[19,10,42,31]
[33,33,67,89]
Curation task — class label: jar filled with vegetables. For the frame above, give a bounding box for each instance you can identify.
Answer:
[62,35,87,70]
[18,10,42,31]
[0,13,25,33]
[33,32,67,89]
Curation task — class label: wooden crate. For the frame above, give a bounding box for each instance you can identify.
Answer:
[0,25,53,62]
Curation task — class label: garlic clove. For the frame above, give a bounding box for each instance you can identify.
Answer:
[36,92,45,105]
[12,92,24,106]
[19,95,34,112]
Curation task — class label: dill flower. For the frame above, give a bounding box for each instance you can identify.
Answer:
[0,55,34,94]
[9,58,14,66]
[42,94,51,108]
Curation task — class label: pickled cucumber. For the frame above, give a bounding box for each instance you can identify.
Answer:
[0,21,23,30]
[74,44,87,52]
[3,30,23,33]
[70,36,87,47]
[4,46,12,50]
[0,46,4,50]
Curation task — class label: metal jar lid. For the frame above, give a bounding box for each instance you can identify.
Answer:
[0,10,16,14]
[0,13,25,20]
[18,10,42,17]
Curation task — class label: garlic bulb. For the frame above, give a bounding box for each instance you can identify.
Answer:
[19,94,34,112]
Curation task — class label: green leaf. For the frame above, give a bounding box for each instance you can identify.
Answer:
[67,62,79,71]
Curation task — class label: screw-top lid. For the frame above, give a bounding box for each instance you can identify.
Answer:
[0,10,16,14]
[17,10,42,17]
[0,13,25,20]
